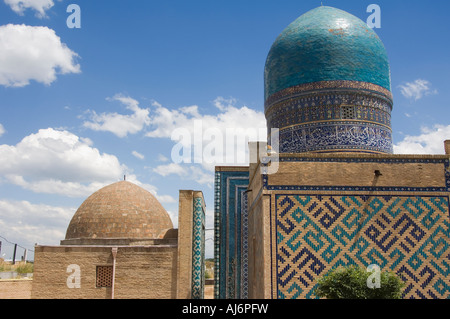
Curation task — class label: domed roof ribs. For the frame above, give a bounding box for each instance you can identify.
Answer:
[64,181,173,241]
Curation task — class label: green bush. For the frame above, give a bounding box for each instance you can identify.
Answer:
[315,265,404,299]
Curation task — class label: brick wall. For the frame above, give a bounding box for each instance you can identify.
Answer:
[32,245,178,299]
[0,279,32,299]
[248,153,450,299]
[445,140,450,155]
[269,157,446,189]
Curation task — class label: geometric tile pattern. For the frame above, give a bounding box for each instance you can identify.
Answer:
[192,197,205,299]
[240,191,249,299]
[275,195,450,299]
[214,169,249,299]
[214,171,221,299]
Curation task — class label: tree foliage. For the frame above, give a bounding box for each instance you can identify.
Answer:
[315,265,405,299]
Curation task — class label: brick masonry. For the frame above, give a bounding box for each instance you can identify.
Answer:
[32,186,206,299]
[32,245,178,299]
[0,280,32,299]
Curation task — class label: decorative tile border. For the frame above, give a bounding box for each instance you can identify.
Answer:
[261,156,450,193]
[277,122,393,154]
[265,80,393,110]
[214,170,249,299]
[241,191,249,299]
[266,94,392,129]
[214,171,221,299]
[192,196,205,299]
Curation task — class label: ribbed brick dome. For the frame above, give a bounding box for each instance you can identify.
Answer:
[65,181,173,240]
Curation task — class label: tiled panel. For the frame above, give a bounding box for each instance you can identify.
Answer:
[192,197,205,299]
[214,170,249,299]
[274,195,450,299]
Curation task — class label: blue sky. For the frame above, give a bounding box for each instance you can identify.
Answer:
[0,0,449,260]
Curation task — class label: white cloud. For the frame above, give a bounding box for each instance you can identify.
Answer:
[146,97,266,140]
[158,154,169,162]
[122,174,176,204]
[0,128,126,197]
[0,200,75,256]
[154,194,177,204]
[0,24,80,87]
[213,96,237,111]
[146,97,267,171]
[394,124,450,154]
[82,95,267,170]
[83,94,151,138]
[398,79,438,101]
[166,210,178,228]
[4,0,54,18]
[0,124,5,137]
[0,128,176,204]
[153,163,214,187]
[153,163,188,177]
[189,166,214,185]
[132,150,145,160]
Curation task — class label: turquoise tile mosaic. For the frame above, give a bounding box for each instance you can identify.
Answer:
[265,6,391,100]
[192,196,205,299]
[274,195,450,299]
[214,170,249,299]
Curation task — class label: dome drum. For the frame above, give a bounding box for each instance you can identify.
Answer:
[266,80,394,154]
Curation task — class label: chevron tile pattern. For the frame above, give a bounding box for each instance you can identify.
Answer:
[275,195,450,299]
[192,197,205,299]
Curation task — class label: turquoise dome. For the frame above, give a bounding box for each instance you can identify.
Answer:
[265,6,391,101]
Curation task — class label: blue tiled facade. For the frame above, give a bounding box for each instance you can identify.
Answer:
[212,5,450,300]
[263,155,450,299]
[214,169,249,299]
